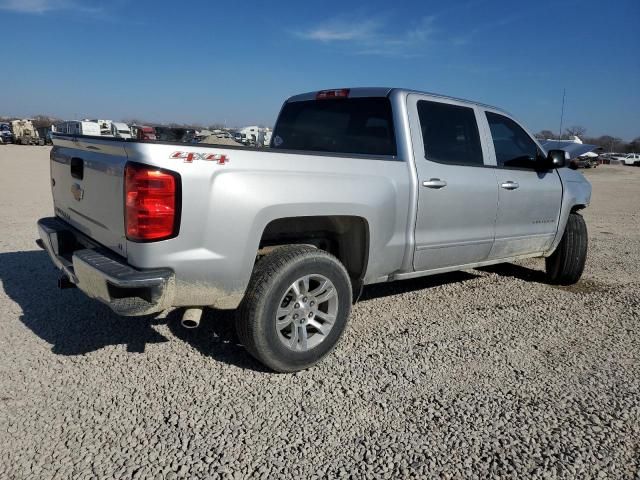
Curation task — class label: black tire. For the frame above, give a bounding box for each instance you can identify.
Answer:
[237,245,352,372]
[545,212,588,285]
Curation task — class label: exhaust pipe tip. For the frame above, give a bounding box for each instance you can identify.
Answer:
[181,307,203,329]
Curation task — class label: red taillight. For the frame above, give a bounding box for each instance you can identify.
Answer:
[125,163,179,241]
[316,88,350,99]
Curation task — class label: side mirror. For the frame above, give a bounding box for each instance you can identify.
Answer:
[547,149,569,169]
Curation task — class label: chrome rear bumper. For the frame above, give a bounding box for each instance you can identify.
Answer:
[37,217,175,316]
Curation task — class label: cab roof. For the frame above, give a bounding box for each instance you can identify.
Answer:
[286,87,506,113]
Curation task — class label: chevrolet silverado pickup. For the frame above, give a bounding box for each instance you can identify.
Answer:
[37,88,591,372]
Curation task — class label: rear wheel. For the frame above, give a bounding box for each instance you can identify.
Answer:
[237,245,352,372]
[545,212,588,285]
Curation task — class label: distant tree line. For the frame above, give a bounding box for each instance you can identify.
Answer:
[535,125,640,153]
[0,115,61,128]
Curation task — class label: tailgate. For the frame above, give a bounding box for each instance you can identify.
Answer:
[50,135,128,257]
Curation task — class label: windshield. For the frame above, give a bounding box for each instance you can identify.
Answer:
[272,97,397,156]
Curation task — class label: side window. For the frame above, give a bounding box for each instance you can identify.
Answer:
[486,112,540,169]
[417,100,484,167]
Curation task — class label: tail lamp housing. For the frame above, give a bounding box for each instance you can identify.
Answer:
[125,163,180,242]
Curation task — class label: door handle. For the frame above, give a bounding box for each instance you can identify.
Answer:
[423,178,447,189]
[500,181,519,190]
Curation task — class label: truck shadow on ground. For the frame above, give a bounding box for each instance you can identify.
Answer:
[169,271,482,371]
[0,250,279,370]
[359,271,479,301]
[477,263,547,282]
[164,308,270,372]
[0,250,168,356]
[1,250,527,369]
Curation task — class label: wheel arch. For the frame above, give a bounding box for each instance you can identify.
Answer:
[258,215,370,300]
[571,204,587,213]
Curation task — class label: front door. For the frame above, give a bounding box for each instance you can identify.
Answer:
[408,95,499,271]
[482,110,563,258]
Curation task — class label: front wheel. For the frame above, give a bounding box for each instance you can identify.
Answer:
[237,245,352,372]
[545,212,588,285]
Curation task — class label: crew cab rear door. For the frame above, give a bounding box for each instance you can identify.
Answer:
[480,110,562,258]
[407,94,498,271]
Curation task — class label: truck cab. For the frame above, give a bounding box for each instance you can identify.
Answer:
[136,126,156,140]
[111,122,132,139]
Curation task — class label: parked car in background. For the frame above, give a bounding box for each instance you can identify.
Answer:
[54,121,101,136]
[620,153,640,166]
[110,122,132,139]
[600,153,624,165]
[0,123,13,144]
[40,87,591,372]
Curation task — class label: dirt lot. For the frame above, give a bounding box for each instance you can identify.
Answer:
[0,145,638,479]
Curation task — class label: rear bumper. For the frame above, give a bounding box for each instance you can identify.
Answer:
[37,217,175,316]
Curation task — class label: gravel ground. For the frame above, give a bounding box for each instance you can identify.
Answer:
[0,145,638,479]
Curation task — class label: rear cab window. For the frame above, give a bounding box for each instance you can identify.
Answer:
[417,100,484,166]
[271,97,397,156]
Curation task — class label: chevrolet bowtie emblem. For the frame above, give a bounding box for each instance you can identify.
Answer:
[71,183,84,201]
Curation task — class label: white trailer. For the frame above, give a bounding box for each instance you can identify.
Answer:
[238,126,272,146]
[89,119,113,136]
[54,121,101,136]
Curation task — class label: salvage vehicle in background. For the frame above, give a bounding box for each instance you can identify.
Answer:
[11,119,41,145]
[110,122,132,139]
[573,153,598,169]
[38,87,591,372]
[154,126,196,143]
[132,125,156,140]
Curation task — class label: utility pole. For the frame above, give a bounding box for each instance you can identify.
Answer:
[558,88,566,140]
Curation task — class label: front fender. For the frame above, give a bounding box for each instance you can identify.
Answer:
[546,168,592,256]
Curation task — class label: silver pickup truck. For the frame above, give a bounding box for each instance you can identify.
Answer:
[37,87,591,372]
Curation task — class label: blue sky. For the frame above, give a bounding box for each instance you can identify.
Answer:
[0,0,638,139]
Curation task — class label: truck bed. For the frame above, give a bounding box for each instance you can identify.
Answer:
[50,133,412,309]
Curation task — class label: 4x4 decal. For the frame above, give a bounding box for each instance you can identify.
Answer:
[170,151,229,164]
